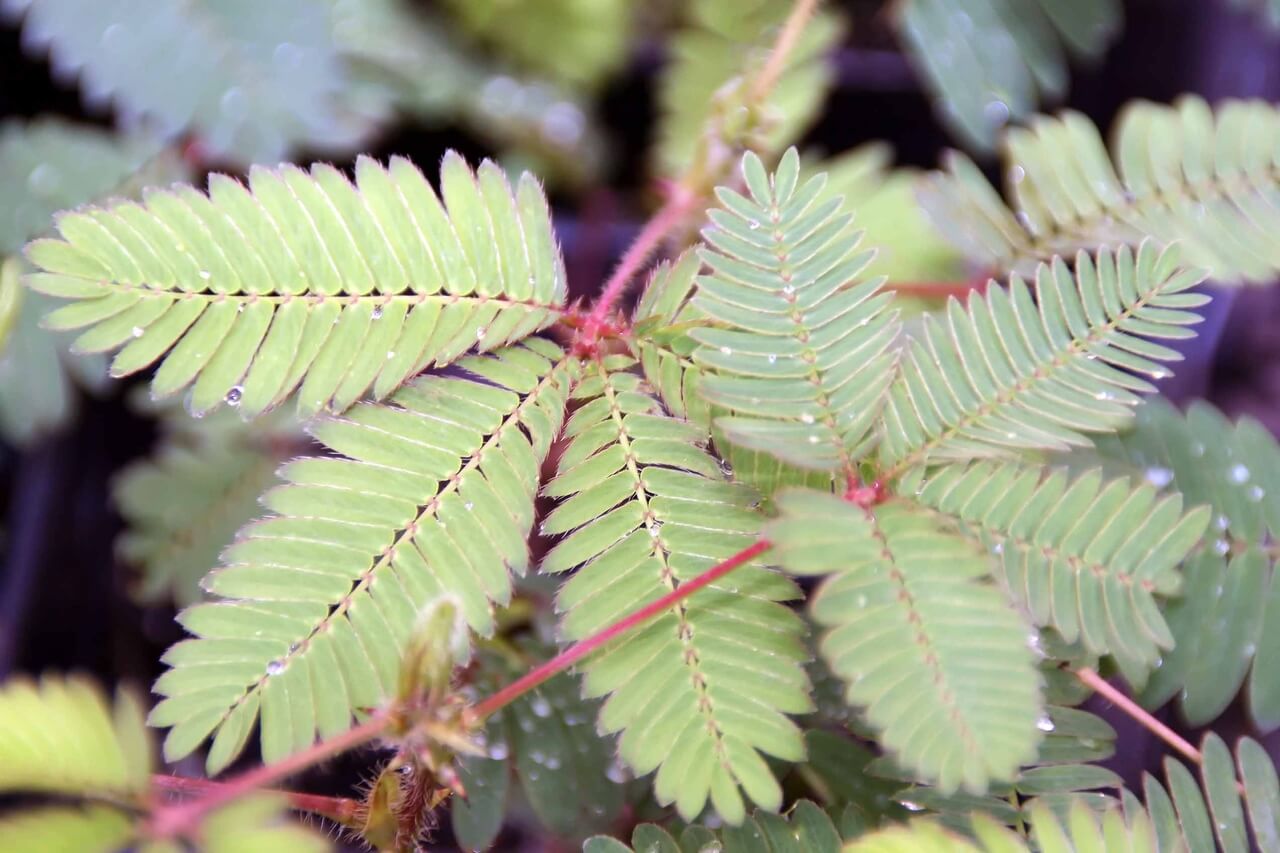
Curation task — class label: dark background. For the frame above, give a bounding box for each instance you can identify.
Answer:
[1,0,1279,823]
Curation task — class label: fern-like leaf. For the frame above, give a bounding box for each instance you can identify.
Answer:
[151,339,575,771]
[921,95,1280,283]
[879,242,1205,472]
[908,462,1211,663]
[692,149,899,476]
[895,0,1121,151]
[656,0,840,176]
[25,151,566,418]
[114,408,301,606]
[585,799,844,853]
[541,357,809,824]
[3,0,375,164]
[766,491,1043,794]
[0,675,150,800]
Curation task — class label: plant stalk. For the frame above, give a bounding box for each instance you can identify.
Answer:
[151,774,360,824]
[1073,667,1201,764]
[148,713,388,838]
[467,539,773,722]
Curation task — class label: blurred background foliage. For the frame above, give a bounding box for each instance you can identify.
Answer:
[3,0,1280,848]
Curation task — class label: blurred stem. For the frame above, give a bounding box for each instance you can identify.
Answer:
[151,774,359,825]
[750,0,820,103]
[147,712,388,839]
[1073,668,1201,764]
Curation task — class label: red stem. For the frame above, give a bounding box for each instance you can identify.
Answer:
[148,713,388,839]
[885,277,989,300]
[581,184,697,337]
[1073,668,1201,764]
[467,539,773,722]
[151,774,359,824]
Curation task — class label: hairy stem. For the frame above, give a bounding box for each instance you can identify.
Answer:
[1073,668,1201,764]
[750,0,820,103]
[466,539,773,722]
[147,713,388,839]
[151,775,360,824]
[581,184,697,337]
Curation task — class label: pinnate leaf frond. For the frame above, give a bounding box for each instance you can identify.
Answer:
[585,799,844,853]
[26,151,567,418]
[766,492,1043,794]
[879,241,1205,472]
[152,339,576,772]
[908,461,1210,664]
[692,149,899,477]
[542,358,810,824]
[922,95,1280,283]
[0,674,150,800]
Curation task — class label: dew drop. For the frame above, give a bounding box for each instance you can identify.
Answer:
[530,694,551,717]
[543,755,562,770]
[220,87,248,121]
[198,269,211,280]
[1230,463,1251,484]
[131,325,144,338]
[475,327,486,340]
[1035,714,1056,733]
[386,350,395,360]
[1027,631,1044,657]
[371,305,383,320]
[1009,165,1026,184]
[488,741,509,760]
[540,102,585,148]
[719,345,732,355]
[983,100,1011,127]
[266,659,285,676]
[1249,485,1265,502]
[1216,514,1230,531]
[991,542,1004,555]
[800,413,815,424]
[26,163,60,196]
[900,800,926,812]
[855,594,867,608]
[1144,467,1174,488]
[225,385,243,406]
[767,353,778,363]
[1095,391,1113,401]
[747,220,761,230]
[808,434,820,444]
[464,501,474,511]
[272,41,303,71]
[605,760,627,783]
[1191,441,1206,457]
[529,749,546,764]
[1214,539,1231,555]
[782,284,795,296]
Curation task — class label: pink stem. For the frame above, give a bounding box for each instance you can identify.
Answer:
[148,713,387,839]
[151,774,359,824]
[467,539,773,722]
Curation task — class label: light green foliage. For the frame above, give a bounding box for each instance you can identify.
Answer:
[5,0,376,164]
[767,492,1043,794]
[1091,400,1280,729]
[879,242,1205,470]
[330,0,606,186]
[0,674,328,851]
[896,0,1122,151]
[0,119,177,443]
[0,675,150,800]
[585,799,845,852]
[656,0,841,176]
[921,96,1280,282]
[25,151,566,418]
[151,341,575,772]
[815,145,969,288]
[908,462,1211,663]
[439,0,632,92]
[542,358,810,823]
[692,150,899,474]
[114,404,302,606]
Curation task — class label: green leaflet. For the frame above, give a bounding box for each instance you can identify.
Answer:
[25,151,567,418]
[113,407,301,606]
[921,95,1280,283]
[896,0,1122,151]
[0,676,151,800]
[879,242,1205,471]
[7,0,375,165]
[632,250,834,498]
[585,800,845,853]
[542,358,809,824]
[0,120,180,444]
[692,149,900,476]
[766,492,1043,794]
[151,340,576,772]
[655,0,841,176]
[908,461,1211,664]
[1090,400,1280,728]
